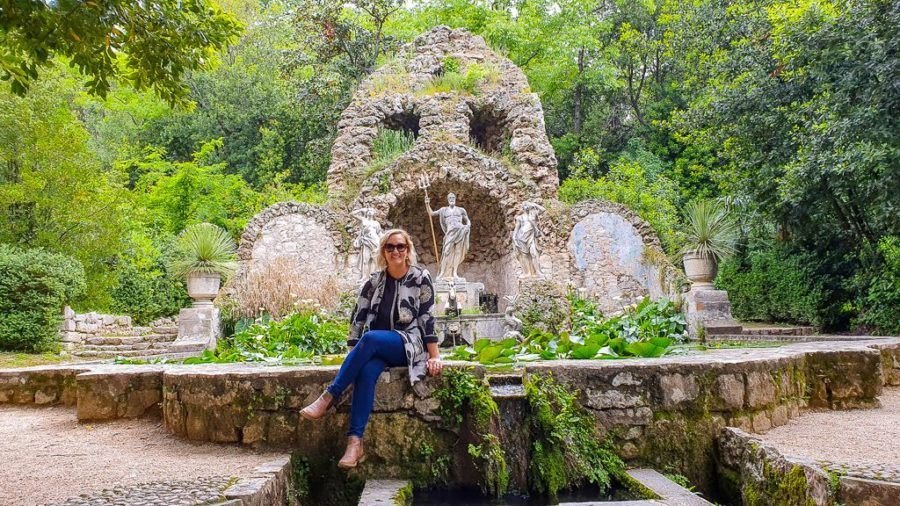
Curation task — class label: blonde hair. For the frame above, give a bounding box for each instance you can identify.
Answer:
[376,228,418,270]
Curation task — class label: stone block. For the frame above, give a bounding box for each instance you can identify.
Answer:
[770,405,790,428]
[839,476,900,506]
[658,373,699,408]
[806,349,882,409]
[751,410,772,433]
[746,371,776,408]
[172,306,221,352]
[716,374,745,411]
[586,387,647,409]
[76,370,163,421]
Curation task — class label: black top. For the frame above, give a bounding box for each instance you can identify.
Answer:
[371,273,400,330]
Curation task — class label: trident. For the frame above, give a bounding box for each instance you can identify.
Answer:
[417,173,440,265]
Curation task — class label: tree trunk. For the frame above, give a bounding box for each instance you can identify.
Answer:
[574,47,585,135]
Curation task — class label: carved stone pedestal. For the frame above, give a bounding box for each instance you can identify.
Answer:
[684,289,742,339]
[171,306,221,353]
[433,280,485,315]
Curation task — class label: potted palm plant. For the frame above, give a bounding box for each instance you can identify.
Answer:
[681,200,738,290]
[169,223,238,307]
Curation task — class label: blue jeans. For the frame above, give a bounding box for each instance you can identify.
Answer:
[326,330,408,437]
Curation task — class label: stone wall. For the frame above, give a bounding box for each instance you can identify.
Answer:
[59,307,177,349]
[553,200,683,315]
[4,339,897,501]
[327,26,558,204]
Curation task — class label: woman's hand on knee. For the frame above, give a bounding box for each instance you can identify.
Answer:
[426,356,443,376]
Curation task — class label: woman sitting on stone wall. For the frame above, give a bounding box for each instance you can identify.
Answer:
[300,228,442,469]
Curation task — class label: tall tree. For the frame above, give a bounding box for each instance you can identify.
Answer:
[0,0,242,104]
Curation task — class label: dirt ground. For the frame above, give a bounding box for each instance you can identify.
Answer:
[761,387,900,467]
[0,406,284,506]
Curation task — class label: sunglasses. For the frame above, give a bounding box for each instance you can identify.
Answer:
[384,243,408,253]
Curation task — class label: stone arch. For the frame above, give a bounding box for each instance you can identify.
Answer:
[229,202,354,316]
[351,144,522,300]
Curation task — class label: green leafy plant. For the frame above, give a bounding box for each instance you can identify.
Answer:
[167,223,238,279]
[681,200,739,262]
[184,310,348,364]
[525,373,624,500]
[434,369,508,497]
[447,297,686,364]
[0,245,86,352]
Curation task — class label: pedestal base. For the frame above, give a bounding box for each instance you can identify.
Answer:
[684,289,742,339]
[172,306,221,353]
[433,280,485,315]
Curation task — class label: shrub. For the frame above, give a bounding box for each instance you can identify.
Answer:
[0,245,85,351]
[854,237,900,334]
[110,233,190,325]
[226,257,343,320]
[716,247,826,326]
[110,262,189,325]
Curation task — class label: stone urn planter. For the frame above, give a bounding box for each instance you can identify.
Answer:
[682,251,716,290]
[186,272,221,307]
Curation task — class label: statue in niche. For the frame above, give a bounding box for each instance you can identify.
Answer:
[425,192,471,281]
[513,201,546,278]
[351,207,382,282]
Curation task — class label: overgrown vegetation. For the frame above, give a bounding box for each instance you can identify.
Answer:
[0,246,85,351]
[185,310,348,364]
[448,297,687,364]
[422,58,500,95]
[434,368,509,498]
[525,373,625,501]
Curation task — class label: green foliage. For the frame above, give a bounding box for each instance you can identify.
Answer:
[423,62,498,95]
[716,247,827,326]
[191,310,348,364]
[0,245,85,351]
[524,373,624,501]
[853,237,900,334]
[433,369,508,497]
[168,223,237,280]
[0,67,128,307]
[448,297,686,364]
[681,200,739,262]
[560,147,683,253]
[370,128,415,169]
[0,0,241,104]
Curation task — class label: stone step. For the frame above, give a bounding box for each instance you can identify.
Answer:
[83,334,176,346]
[72,348,168,358]
[742,326,815,336]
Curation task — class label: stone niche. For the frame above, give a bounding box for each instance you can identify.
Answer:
[565,201,680,315]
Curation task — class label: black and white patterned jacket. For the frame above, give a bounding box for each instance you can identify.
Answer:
[348,264,436,394]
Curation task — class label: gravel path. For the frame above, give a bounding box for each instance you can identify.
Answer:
[760,387,900,480]
[0,406,283,506]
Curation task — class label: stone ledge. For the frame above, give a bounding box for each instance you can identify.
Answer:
[358,479,412,506]
[222,456,292,506]
[76,368,164,421]
[0,367,89,406]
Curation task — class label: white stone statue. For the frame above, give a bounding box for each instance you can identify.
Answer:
[351,207,382,281]
[425,192,471,281]
[502,295,523,340]
[513,201,546,278]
